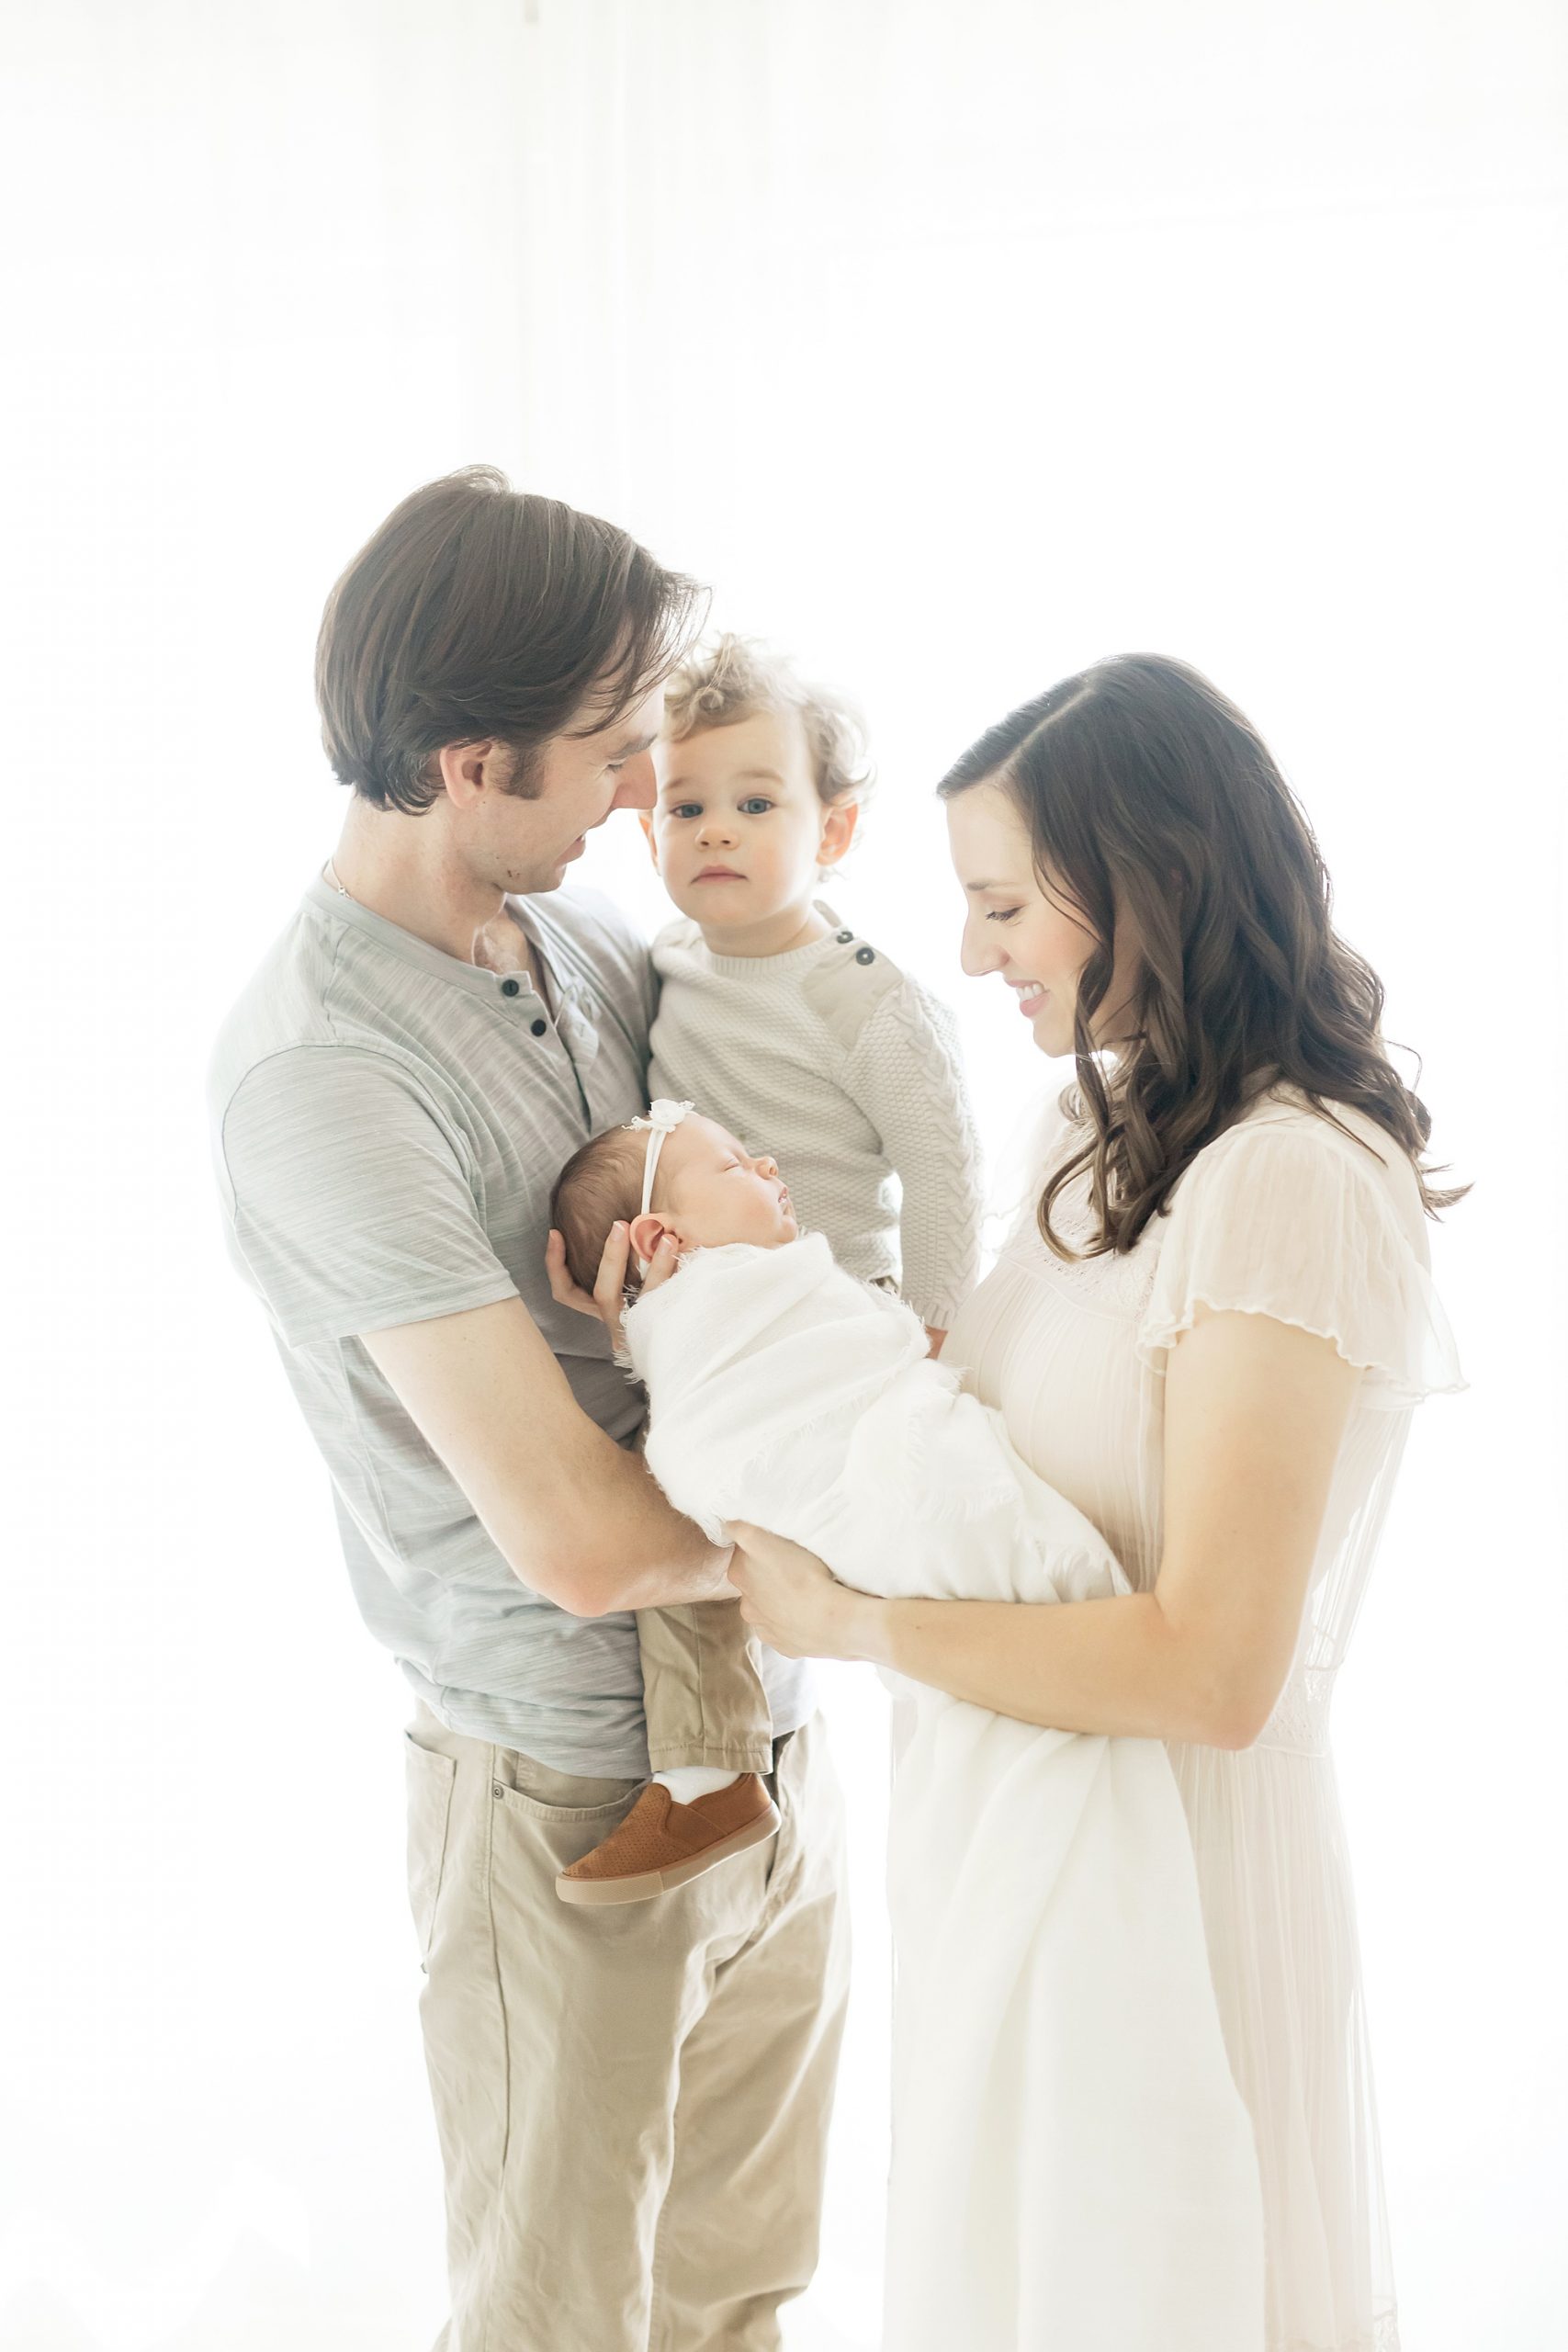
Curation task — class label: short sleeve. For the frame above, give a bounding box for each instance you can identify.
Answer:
[216,1046,519,1349]
[1135,1114,1465,1407]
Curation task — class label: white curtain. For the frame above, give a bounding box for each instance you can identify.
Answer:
[4,5,1563,2346]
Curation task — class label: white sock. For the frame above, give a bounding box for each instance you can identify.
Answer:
[654,1765,742,1804]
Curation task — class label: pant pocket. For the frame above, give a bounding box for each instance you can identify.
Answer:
[404,1730,457,1966]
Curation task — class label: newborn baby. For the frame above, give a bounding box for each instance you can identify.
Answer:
[550,1098,1265,2349]
[548,1100,808,1906]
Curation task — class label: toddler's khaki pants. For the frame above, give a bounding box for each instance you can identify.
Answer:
[636,1598,776,1774]
[404,1704,851,2350]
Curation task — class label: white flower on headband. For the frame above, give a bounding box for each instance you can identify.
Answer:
[626,1098,695,1139]
[626,1099,697,1268]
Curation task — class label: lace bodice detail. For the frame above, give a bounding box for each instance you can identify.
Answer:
[997,1164,1163,1322]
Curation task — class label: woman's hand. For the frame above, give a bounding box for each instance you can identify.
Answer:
[728,1522,881,1662]
[546,1221,679,1356]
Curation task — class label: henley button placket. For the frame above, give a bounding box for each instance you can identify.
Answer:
[496,974,549,1035]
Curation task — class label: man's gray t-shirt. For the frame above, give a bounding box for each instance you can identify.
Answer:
[209,876,812,1773]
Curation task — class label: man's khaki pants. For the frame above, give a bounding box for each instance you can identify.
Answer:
[404,1704,851,2352]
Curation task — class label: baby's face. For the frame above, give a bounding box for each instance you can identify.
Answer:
[652,1114,799,1253]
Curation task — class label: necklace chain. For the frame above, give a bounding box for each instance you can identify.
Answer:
[324,856,350,899]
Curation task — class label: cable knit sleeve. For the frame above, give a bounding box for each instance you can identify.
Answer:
[1135,1111,1465,1407]
[844,978,985,1329]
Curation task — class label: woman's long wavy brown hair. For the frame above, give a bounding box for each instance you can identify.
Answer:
[938,653,1467,1261]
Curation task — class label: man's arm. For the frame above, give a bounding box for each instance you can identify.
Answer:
[364,1295,735,1619]
[218,1045,729,1620]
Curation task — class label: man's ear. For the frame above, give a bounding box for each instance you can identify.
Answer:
[639,809,660,867]
[435,739,508,811]
[816,796,860,868]
[627,1211,680,1267]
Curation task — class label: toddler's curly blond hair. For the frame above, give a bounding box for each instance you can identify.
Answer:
[661,633,875,811]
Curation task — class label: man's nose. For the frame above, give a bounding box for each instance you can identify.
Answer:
[612,751,658,813]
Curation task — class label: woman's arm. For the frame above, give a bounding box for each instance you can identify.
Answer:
[730,1306,1362,1749]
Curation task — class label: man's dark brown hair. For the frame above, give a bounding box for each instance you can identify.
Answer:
[316,467,705,813]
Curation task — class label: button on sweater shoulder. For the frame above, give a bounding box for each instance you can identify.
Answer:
[648,908,984,1329]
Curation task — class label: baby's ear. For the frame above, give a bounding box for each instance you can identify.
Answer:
[638,809,659,866]
[626,1211,672,1269]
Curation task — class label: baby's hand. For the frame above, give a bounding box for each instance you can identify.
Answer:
[545,1222,680,1357]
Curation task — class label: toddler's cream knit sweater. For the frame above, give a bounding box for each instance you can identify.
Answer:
[648,905,984,1329]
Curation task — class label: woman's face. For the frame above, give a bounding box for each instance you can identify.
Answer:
[946,781,1141,1060]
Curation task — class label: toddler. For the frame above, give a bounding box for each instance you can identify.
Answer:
[547,637,984,1903]
[646,637,980,1348]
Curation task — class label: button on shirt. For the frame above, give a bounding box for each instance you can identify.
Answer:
[209,876,813,1773]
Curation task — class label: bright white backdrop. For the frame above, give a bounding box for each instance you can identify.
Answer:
[3,3,1565,2346]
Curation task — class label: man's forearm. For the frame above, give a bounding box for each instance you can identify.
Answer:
[573,1460,738,1616]
[596,1541,739,1615]
[498,1427,736,1618]
[363,1297,737,1618]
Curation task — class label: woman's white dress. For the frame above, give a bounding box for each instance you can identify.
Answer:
[940,1083,1463,2352]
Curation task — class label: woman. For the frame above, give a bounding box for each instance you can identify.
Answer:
[730,653,1465,2352]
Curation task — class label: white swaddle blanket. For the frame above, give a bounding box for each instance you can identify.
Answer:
[625,1233,1265,2352]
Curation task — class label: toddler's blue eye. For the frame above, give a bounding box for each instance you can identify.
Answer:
[671,803,703,820]
[739,797,773,816]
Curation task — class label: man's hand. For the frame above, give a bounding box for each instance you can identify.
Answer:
[546,1220,679,1356]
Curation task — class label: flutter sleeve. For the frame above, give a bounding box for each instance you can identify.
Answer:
[1134,1113,1465,1407]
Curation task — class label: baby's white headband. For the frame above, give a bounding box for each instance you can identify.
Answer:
[626,1097,695,1272]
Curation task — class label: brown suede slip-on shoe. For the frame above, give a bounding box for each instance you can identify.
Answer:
[556,1772,782,1905]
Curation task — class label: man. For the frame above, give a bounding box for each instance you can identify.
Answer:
[209,468,851,2350]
